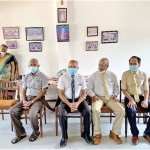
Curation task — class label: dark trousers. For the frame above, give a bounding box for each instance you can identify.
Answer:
[10,96,44,136]
[59,98,91,138]
[124,95,150,136]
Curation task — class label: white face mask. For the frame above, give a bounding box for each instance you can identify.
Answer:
[1,52,6,56]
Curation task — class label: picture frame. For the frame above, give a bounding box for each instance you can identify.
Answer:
[56,24,69,42]
[87,26,98,37]
[6,41,17,49]
[86,41,98,51]
[101,31,118,43]
[2,27,19,39]
[29,42,42,52]
[25,27,44,41]
[57,8,67,23]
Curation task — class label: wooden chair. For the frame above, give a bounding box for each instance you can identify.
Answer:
[119,80,150,137]
[0,80,19,120]
[55,98,83,136]
[20,104,46,137]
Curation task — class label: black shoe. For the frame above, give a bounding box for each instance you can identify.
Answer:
[29,131,40,142]
[11,134,26,144]
[82,134,93,144]
[60,138,67,147]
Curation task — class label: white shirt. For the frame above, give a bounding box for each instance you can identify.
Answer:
[87,70,119,97]
[57,72,86,99]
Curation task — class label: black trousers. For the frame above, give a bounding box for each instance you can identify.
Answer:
[59,98,91,138]
[124,95,150,136]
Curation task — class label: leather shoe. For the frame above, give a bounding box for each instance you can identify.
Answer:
[82,134,93,144]
[132,136,139,145]
[109,130,123,144]
[93,134,101,145]
[60,138,67,147]
[143,135,150,143]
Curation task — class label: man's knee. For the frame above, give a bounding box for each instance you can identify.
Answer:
[59,109,68,117]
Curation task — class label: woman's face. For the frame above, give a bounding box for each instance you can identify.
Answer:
[0,46,7,52]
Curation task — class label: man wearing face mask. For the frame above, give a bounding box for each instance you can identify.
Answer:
[0,44,19,81]
[87,58,125,145]
[10,58,48,144]
[121,56,150,145]
[58,60,93,147]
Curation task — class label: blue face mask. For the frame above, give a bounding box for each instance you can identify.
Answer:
[129,65,138,72]
[68,68,77,76]
[30,67,38,74]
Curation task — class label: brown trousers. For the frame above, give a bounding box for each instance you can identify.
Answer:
[10,96,44,136]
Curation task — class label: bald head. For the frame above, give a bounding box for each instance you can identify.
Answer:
[68,60,78,68]
[28,58,39,67]
[98,58,109,72]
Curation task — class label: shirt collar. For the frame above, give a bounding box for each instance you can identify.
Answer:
[130,70,139,75]
[67,72,78,78]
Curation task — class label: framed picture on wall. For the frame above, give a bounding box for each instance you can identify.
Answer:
[101,31,118,43]
[56,24,69,42]
[6,41,17,49]
[29,42,42,52]
[87,26,98,37]
[2,27,19,39]
[86,41,98,51]
[25,27,44,41]
[57,8,67,23]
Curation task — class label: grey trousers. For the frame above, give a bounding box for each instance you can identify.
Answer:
[10,96,44,136]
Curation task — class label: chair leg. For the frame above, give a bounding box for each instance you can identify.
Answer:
[138,113,141,123]
[125,114,127,137]
[40,110,43,137]
[25,114,27,124]
[11,120,13,132]
[55,108,58,136]
[80,113,83,137]
[110,113,112,123]
[2,110,4,120]
[44,107,46,124]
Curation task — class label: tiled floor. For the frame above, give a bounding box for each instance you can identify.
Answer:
[0,106,150,149]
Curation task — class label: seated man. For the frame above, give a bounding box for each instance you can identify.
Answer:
[122,56,150,145]
[87,58,125,145]
[10,58,48,144]
[58,60,93,147]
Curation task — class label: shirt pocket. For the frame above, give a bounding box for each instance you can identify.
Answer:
[33,79,41,90]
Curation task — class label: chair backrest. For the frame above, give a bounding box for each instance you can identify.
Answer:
[0,80,20,100]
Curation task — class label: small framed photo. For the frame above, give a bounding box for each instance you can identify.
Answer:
[101,31,118,43]
[2,27,19,39]
[87,26,98,37]
[56,24,69,42]
[25,27,44,41]
[57,8,67,23]
[86,41,98,51]
[29,42,42,52]
[6,41,17,49]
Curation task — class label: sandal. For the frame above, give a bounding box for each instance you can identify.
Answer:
[11,135,26,144]
[29,131,40,142]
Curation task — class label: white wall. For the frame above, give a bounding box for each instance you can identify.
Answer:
[0,1,58,77]
[69,1,150,80]
[0,0,150,80]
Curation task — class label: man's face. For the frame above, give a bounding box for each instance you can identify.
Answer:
[28,60,39,68]
[129,58,140,67]
[68,61,78,69]
[98,61,108,72]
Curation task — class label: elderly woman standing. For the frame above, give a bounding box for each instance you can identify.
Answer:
[0,44,19,81]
